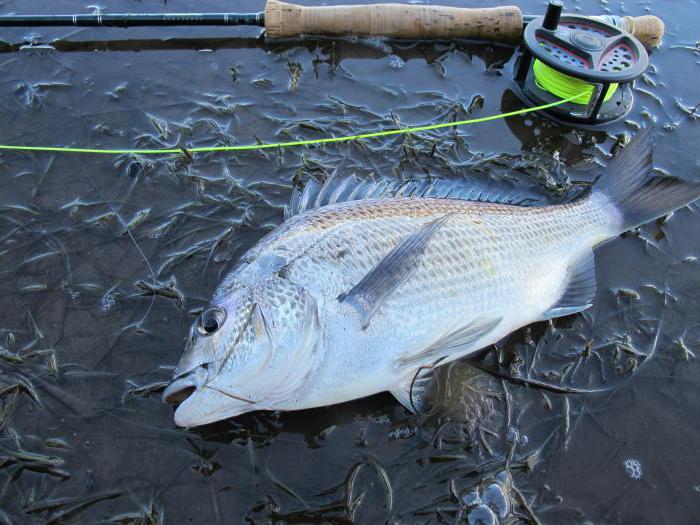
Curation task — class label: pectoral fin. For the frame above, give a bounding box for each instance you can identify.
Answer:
[338,213,454,328]
[542,250,597,319]
[396,317,502,369]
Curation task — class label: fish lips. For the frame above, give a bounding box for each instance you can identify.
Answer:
[163,375,256,427]
[162,375,197,406]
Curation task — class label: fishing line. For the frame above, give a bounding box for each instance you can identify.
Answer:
[532,59,618,105]
[515,4,651,124]
[73,158,158,334]
[0,94,582,156]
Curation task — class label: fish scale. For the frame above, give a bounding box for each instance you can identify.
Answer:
[262,196,609,408]
[179,195,611,411]
[164,130,700,426]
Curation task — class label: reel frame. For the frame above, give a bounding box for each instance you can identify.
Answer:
[514,1,649,125]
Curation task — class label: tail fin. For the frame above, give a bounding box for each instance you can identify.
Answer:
[594,128,700,232]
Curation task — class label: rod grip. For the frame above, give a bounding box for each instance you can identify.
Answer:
[264,0,523,43]
[622,15,665,47]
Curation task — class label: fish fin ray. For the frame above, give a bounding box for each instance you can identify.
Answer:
[397,317,502,369]
[287,173,556,217]
[338,213,453,328]
[287,177,322,218]
[390,367,439,414]
[593,127,700,231]
[542,250,596,319]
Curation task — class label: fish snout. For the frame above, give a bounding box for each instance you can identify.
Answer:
[163,365,257,427]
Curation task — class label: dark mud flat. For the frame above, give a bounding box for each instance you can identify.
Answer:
[0,0,699,523]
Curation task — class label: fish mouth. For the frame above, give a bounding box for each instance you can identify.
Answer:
[163,376,197,406]
[163,376,256,427]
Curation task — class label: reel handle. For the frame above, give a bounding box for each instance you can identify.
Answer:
[264,0,523,43]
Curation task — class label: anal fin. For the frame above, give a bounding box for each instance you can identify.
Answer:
[543,250,597,319]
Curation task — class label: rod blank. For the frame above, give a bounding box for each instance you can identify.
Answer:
[0,13,264,28]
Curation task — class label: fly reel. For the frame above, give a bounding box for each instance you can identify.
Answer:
[514,0,649,125]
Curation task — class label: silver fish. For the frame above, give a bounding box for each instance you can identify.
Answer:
[163,129,700,427]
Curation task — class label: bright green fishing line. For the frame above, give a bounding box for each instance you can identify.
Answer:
[533,59,618,105]
[0,93,581,156]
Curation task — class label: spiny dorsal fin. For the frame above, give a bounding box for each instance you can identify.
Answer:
[542,250,596,319]
[338,212,454,329]
[286,172,555,218]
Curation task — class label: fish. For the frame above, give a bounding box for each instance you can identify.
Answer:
[163,129,700,427]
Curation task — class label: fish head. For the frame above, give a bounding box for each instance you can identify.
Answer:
[163,274,320,427]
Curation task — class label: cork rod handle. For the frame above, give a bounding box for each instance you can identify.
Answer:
[622,15,665,47]
[264,0,524,43]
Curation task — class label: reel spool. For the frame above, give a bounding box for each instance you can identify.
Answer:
[514,0,649,125]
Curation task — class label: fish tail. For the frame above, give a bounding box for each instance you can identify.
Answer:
[593,128,700,233]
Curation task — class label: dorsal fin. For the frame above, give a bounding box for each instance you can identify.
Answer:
[286,171,559,219]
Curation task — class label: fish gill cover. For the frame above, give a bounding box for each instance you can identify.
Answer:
[0,0,699,523]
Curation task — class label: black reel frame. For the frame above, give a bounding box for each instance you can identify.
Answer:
[514,1,649,125]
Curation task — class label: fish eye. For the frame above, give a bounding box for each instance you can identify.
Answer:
[197,306,226,336]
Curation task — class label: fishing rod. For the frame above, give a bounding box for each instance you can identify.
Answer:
[0,0,664,47]
[0,0,667,141]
